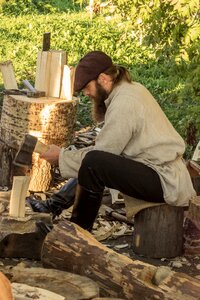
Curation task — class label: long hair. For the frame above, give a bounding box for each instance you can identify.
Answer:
[103,65,132,87]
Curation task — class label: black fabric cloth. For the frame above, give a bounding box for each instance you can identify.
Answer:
[78,150,164,203]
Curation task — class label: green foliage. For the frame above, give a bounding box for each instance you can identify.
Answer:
[1,0,79,15]
[0,0,199,156]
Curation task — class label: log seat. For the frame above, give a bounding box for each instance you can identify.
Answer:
[123,195,185,258]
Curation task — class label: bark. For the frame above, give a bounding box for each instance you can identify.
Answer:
[184,196,200,255]
[132,204,184,258]
[41,220,200,299]
[0,94,77,191]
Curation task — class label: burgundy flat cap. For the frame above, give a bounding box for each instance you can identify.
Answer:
[74,51,113,92]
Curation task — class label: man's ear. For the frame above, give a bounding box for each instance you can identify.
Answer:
[98,73,109,84]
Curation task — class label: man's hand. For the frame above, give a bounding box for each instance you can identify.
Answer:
[40,144,61,165]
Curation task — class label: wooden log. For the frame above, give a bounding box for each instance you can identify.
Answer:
[132,204,184,258]
[187,160,200,195]
[41,220,200,299]
[184,196,200,255]
[35,50,66,98]
[9,176,30,218]
[0,94,77,191]
[0,212,52,259]
[0,60,18,90]
[1,266,99,300]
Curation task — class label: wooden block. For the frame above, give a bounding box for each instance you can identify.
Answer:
[35,50,67,98]
[60,65,74,100]
[9,176,30,218]
[0,212,52,259]
[132,204,184,258]
[0,60,18,89]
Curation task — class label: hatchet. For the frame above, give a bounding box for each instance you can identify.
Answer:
[13,134,49,167]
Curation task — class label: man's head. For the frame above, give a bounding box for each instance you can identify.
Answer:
[74,50,132,122]
[74,51,113,93]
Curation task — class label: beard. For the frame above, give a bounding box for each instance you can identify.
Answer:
[91,81,109,123]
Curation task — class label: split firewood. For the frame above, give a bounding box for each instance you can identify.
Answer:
[60,65,75,100]
[1,266,99,300]
[41,220,200,299]
[0,60,18,90]
[9,176,30,218]
[35,50,66,98]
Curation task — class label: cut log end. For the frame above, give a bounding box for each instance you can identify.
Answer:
[132,204,184,258]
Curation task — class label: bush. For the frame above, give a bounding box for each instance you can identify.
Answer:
[0,4,199,156]
[1,0,80,15]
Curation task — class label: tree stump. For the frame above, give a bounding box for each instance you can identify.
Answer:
[41,220,200,299]
[0,94,77,191]
[0,212,52,259]
[184,196,200,255]
[132,204,184,258]
[1,266,99,300]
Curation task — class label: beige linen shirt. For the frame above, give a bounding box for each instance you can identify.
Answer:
[59,81,196,206]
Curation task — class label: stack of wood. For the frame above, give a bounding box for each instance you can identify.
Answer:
[0,35,77,193]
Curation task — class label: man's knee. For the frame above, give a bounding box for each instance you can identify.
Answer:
[82,150,105,169]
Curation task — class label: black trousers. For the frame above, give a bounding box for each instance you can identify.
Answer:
[78,150,164,203]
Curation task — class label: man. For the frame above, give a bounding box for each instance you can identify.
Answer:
[27,50,196,231]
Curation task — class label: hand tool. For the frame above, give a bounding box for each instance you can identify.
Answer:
[13,134,49,167]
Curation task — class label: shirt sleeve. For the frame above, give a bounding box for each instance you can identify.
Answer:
[59,146,94,178]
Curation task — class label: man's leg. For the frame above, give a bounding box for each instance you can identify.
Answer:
[26,178,78,217]
[70,150,164,230]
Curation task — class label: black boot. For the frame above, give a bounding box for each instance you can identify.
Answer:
[70,184,103,231]
[26,178,78,217]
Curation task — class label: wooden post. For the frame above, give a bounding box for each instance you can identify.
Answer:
[9,176,30,218]
[41,220,200,299]
[42,32,51,51]
[132,204,184,258]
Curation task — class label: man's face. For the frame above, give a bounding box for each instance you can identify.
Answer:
[82,79,108,122]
